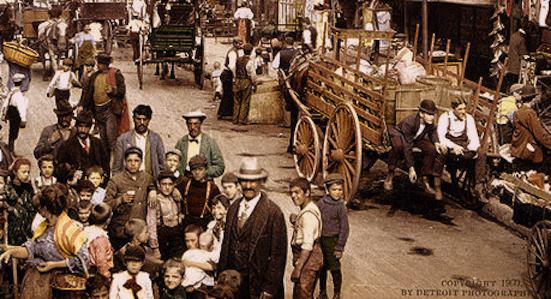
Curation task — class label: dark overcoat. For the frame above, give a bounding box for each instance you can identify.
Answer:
[219,192,287,299]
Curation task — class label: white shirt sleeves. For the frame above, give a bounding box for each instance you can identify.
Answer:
[466,114,480,151]
[437,113,454,149]
[11,92,28,122]
[272,52,281,70]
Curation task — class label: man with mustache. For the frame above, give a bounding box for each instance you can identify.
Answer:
[33,102,76,159]
[219,157,287,299]
[175,110,225,178]
[113,104,166,181]
[56,110,110,180]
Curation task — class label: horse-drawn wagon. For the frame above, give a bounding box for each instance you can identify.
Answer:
[282,27,505,202]
[136,0,205,89]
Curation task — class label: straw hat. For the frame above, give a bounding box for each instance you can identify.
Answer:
[235,157,268,180]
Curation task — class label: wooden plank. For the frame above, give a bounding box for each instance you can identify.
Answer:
[359,122,382,145]
[307,71,382,113]
[331,27,396,40]
[319,56,387,87]
[500,173,551,202]
[311,61,386,101]
[306,77,382,126]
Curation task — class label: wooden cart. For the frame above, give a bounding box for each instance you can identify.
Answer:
[137,0,205,89]
[75,0,128,54]
[283,26,505,202]
[500,173,551,299]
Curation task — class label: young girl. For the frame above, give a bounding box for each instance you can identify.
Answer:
[32,154,57,193]
[206,194,229,256]
[160,259,187,299]
[6,158,35,245]
[316,173,350,299]
[110,245,154,299]
[83,203,114,280]
[211,61,223,101]
[46,58,80,109]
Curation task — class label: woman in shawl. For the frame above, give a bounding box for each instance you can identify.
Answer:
[5,158,35,246]
[0,184,89,299]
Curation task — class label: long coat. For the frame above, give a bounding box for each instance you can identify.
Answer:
[219,193,287,299]
[175,133,225,179]
[112,129,166,181]
[512,106,551,163]
[56,134,110,175]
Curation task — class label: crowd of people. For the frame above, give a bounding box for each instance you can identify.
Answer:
[0,47,350,299]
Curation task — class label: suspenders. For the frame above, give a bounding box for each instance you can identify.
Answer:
[183,180,212,218]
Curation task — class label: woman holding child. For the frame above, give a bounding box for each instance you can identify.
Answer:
[0,184,89,299]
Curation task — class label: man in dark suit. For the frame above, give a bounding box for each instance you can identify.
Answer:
[56,110,110,178]
[219,157,287,299]
[384,99,445,200]
[112,104,166,181]
[33,102,76,159]
[175,110,225,178]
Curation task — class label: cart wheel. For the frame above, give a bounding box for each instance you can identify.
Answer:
[528,220,551,299]
[322,102,363,202]
[194,36,205,89]
[293,115,321,182]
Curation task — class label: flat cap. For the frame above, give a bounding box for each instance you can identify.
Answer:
[124,245,145,261]
[166,148,183,159]
[221,172,239,184]
[125,146,143,159]
[188,154,208,170]
[324,173,344,185]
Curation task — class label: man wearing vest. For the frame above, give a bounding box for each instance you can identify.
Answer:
[233,43,257,125]
[79,53,128,155]
[218,37,243,120]
[302,17,317,52]
[273,37,298,153]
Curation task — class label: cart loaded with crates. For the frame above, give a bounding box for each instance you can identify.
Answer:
[136,0,205,89]
[280,26,505,203]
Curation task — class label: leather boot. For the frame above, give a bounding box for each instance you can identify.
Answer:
[317,292,329,299]
[332,293,341,299]
[384,172,394,191]
[421,176,435,194]
[434,177,443,201]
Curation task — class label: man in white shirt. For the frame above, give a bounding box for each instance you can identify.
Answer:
[218,37,243,119]
[301,17,317,52]
[5,73,28,153]
[437,98,487,200]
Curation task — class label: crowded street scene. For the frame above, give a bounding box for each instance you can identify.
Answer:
[0,0,548,298]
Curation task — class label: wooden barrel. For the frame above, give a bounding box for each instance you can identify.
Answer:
[416,75,452,108]
[389,83,436,125]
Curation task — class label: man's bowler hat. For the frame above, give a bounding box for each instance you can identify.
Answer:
[418,99,437,115]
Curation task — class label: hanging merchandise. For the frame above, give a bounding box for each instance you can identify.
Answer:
[539,0,550,27]
[490,3,507,77]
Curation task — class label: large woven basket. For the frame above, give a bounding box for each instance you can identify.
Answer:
[2,42,39,68]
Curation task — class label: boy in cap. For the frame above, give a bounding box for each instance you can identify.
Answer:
[385,99,445,200]
[233,43,257,125]
[316,173,349,299]
[146,170,185,260]
[177,154,220,230]
[221,172,242,205]
[110,245,154,299]
[2,73,29,152]
[47,58,81,109]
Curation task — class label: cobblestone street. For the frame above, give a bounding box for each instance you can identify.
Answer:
[4,38,531,298]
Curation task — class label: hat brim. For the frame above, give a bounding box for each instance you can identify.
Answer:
[235,169,269,181]
[419,107,437,115]
[182,115,207,120]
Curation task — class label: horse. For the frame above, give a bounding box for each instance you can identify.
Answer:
[37,18,68,80]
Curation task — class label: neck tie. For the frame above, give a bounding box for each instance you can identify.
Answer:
[189,138,198,144]
[83,141,89,153]
[238,201,249,231]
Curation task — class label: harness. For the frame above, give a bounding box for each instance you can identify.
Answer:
[183,179,212,218]
[446,112,469,147]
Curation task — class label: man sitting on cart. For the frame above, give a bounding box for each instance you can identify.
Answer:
[384,99,445,202]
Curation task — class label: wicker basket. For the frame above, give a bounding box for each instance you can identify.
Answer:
[2,42,39,68]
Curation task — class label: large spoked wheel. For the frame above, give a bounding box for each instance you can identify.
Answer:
[293,115,321,182]
[194,36,205,89]
[528,220,551,299]
[322,102,363,202]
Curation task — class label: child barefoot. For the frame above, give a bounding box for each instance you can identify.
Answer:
[110,245,154,299]
[316,173,349,299]
[160,259,187,299]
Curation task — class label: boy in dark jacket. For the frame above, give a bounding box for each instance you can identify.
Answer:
[316,173,349,299]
